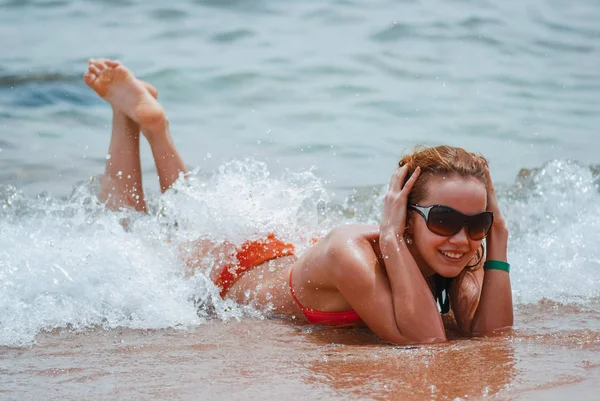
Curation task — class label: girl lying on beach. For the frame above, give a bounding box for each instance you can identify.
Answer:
[84,58,513,345]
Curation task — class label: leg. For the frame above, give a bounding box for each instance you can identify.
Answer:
[98,107,146,212]
[85,58,187,193]
[143,121,188,193]
[85,59,159,211]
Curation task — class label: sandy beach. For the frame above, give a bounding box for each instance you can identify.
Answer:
[2,301,599,400]
[2,0,600,399]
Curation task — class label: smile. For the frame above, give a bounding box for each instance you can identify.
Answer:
[439,250,465,260]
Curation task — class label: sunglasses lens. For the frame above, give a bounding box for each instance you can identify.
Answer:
[427,206,464,237]
[468,212,494,240]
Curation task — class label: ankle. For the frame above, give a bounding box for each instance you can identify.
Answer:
[141,115,169,141]
[144,123,173,148]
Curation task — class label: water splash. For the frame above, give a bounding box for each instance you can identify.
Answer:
[1,158,599,345]
[505,160,600,304]
[0,159,332,346]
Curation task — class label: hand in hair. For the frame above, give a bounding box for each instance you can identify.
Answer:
[380,165,421,241]
[484,167,507,232]
[378,165,447,343]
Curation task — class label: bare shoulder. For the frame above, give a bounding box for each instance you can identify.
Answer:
[319,224,381,282]
[294,223,381,294]
[321,223,379,245]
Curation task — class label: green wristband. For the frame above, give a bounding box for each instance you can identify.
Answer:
[484,260,510,273]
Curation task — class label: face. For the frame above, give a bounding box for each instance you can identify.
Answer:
[407,174,487,278]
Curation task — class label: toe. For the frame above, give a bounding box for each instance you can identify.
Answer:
[89,65,101,76]
[83,72,96,85]
[91,59,107,71]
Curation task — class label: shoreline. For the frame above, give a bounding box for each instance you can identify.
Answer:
[2,302,599,400]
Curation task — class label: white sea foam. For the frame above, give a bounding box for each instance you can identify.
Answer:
[0,159,598,345]
[504,160,600,304]
[0,160,330,346]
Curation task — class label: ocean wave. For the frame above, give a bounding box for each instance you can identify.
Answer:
[0,72,80,88]
[0,71,99,108]
[504,160,600,304]
[0,160,328,346]
[0,159,599,345]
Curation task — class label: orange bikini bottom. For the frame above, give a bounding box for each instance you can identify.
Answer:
[214,233,361,326]
[214,233,295,297]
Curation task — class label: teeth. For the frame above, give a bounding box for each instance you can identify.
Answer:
[441,251,464,259]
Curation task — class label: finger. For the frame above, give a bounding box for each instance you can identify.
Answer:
[401,166,421,194]
[388,165,409,192]
[483,167,503,213]
[483,165,492,184]
[484,166,497,194]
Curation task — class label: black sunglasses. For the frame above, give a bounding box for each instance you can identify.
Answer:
[408,205,493,241]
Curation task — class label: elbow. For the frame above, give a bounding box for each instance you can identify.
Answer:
[408,330,448,345]
[393,303,448,344]
[392,318,448,345]
[375,318,448,346]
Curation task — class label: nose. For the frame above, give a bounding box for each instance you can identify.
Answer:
[448,226,469,245]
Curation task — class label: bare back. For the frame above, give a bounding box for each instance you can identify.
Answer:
[222,225,382,318]
[209,223,482,341]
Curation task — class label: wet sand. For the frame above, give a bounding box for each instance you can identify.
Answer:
[2,301,600,401]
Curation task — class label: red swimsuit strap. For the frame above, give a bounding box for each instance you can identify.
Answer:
[288,267,361,326]
[288,266,305,310]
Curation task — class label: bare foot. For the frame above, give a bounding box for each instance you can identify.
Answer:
[142,81,158,100]
[129,69,159,100]
[109,82,157,142]
[84,58,165,132]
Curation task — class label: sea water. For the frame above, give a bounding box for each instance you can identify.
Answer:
[1,0,599,350]
[1,158,599,346]
[2,2,600,399]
